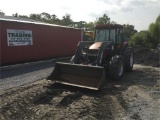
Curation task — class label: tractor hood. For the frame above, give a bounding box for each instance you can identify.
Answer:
[89,42,102,50]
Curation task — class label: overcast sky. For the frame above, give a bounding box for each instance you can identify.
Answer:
[0,0,159,31]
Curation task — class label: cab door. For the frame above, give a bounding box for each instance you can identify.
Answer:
[116,29,124,54]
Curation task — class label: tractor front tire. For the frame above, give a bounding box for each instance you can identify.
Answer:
[124,48,134,72]
[109,55,124,80]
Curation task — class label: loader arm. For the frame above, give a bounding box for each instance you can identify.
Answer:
[74,41,93,64]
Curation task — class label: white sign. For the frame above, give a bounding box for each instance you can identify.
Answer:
[7,29,33,46]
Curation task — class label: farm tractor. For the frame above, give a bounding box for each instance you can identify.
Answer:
[48,24,134,90]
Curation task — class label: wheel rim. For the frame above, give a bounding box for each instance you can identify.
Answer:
[117,60,123,76]
[130,52,133,66]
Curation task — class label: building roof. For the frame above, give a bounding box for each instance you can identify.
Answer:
[0,15,79,29]
[0,15,44,23]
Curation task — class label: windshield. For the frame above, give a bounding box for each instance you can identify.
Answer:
[94,29,115,42]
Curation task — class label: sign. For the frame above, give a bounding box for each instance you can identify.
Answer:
[7,29,33,46]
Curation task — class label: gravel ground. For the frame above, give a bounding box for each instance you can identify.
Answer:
[0,59,69,90]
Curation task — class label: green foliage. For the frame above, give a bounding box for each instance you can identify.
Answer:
[156,14,160,24]
[148,14,160,48]
[95,14,116,25]
[18,15,29,18]
[129,30,154,48]
[96,14,111,25]
[40,12,51,23]
[10,12,74,27]
[29,14,41,20]
[123,24,137,40]
[129,32,143,46]
[61,14,73,26]
[129,15,160,49]
[50,14,60,24]
[129,15,160,48]
[76,21,86,28]
[85,22,95,31]
[149,23,159,39]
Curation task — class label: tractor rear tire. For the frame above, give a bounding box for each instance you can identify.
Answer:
[109,55,124,80]
[124,47,134,72]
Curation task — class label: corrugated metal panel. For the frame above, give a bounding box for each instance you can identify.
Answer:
[1,20,81,65]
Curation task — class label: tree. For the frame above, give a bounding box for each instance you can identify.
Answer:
[96,14,111,25]
[123,24,137,40]
[50,14,61,24]
[19,15,29,18]
[129,32,143,46]
[0,10,5,16]
[140,31,153,48]
[148,15,160,47]
[130,30,158,48]
[76,21,86,29]
[29,13,41,21]
[41,12,51,22]
[129,15,160,48]
[85,22,95,31]
[156,14,160,25]
[61,14,73,26]
[12,13,29,19]
[69,21,86,29]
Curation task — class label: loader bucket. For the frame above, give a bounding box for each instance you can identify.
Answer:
[47,62,107,90]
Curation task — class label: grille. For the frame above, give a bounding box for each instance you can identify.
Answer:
[87,50,98,63]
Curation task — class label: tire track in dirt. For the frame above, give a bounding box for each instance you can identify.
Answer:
[31,84,115,119]
[57,92,82,107]
[122,85,160,120]
[0,80,49,104]
[108,95,129,119]
[0,80,51,120]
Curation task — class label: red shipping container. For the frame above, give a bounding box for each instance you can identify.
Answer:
[0,18,81,65]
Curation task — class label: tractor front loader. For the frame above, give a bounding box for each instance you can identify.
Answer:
[47,24,134,90]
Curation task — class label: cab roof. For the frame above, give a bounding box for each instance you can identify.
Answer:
[95,24,124,29]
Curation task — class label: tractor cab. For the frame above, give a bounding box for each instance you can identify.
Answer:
[87,24,126,65]
[90,24,125,50]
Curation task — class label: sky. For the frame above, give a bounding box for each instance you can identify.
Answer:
[0,0,160,31]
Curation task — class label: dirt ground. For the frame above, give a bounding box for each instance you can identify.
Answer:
[0,64,160,120]
[0,48,160,120]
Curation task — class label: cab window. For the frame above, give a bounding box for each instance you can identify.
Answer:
[117,33,123,44]
[110,29,116,42]
[95,29,109,42]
